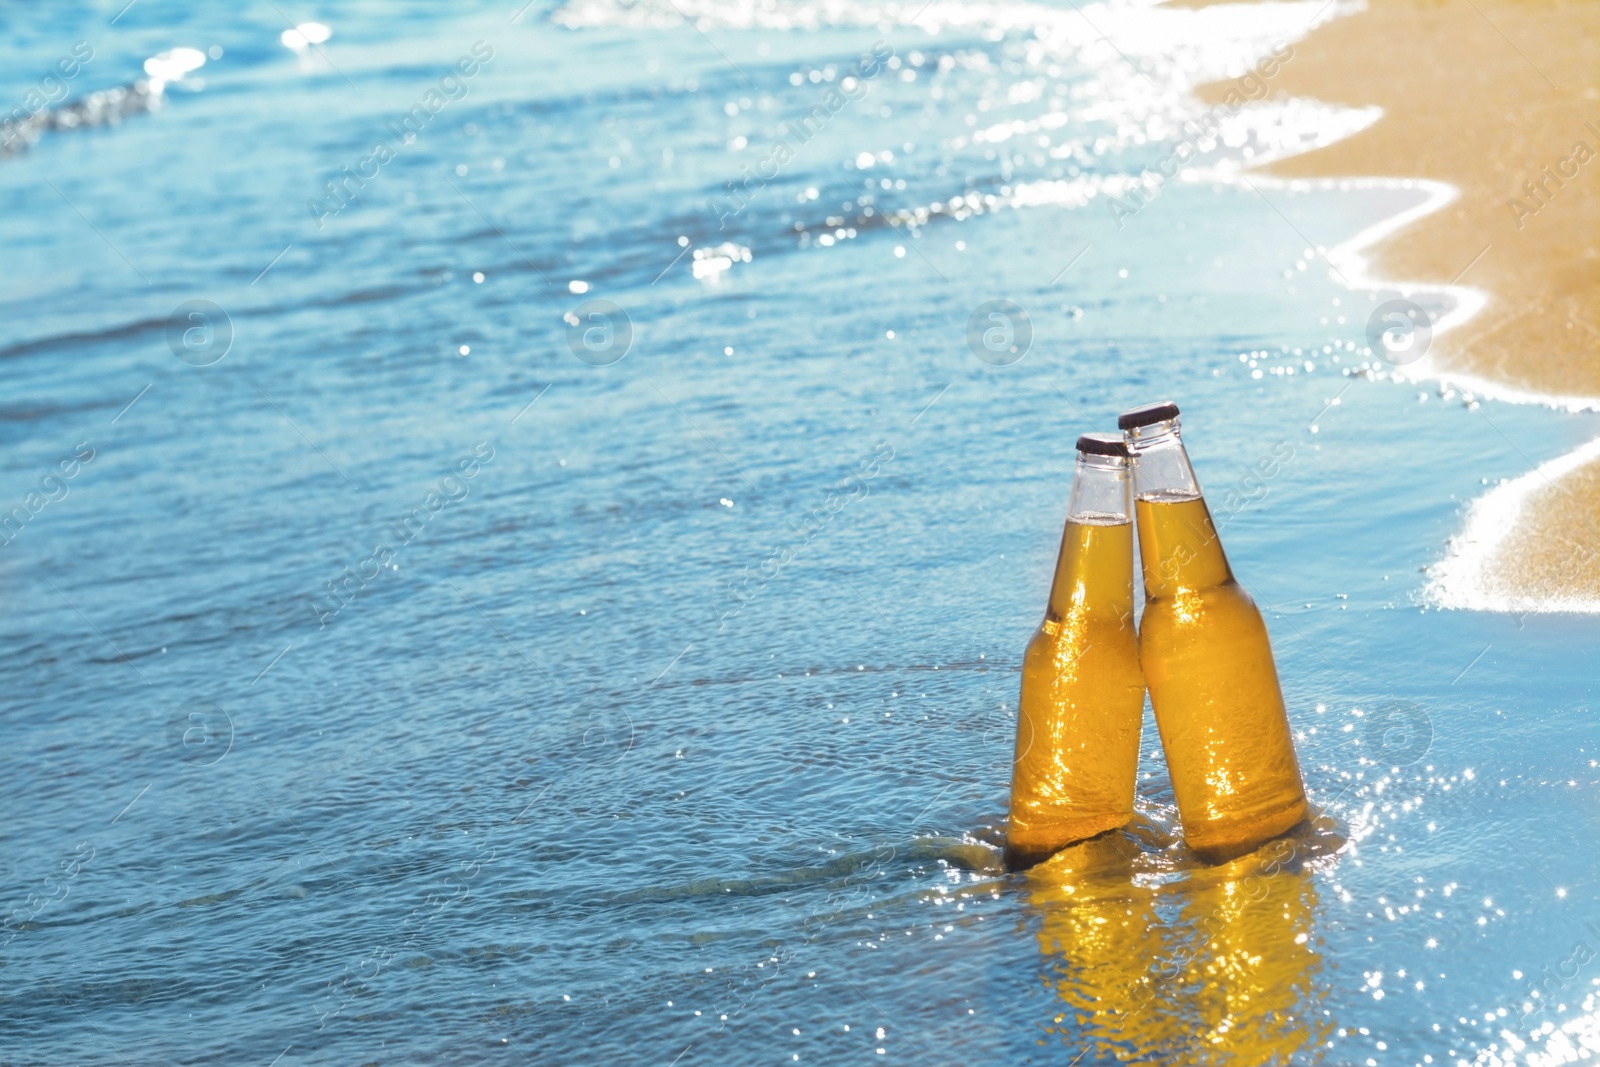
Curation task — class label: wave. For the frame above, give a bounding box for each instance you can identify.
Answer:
[1425,434,1600,615]
[555,0,1599,620]
[624,0,1364,285]
[0,315,169,362]
[1250,176,1600,614]
[1335,177,1600,615]
[554,0,1345,46]
[1129,18,1600,615]
[1,48,205,159]
[553,0,1351,128]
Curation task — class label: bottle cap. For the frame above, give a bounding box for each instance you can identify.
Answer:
[1075,432,1129,458]
[1117,400,1181,431]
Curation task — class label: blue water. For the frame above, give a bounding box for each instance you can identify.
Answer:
[2,2,1598,1064]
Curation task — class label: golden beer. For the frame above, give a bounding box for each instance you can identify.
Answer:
[1121,402,1307,862]
[1006,433,1146,870]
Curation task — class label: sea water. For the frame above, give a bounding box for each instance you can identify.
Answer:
[1,1,1597,1064]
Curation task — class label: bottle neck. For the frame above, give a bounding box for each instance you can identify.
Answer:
[1046,454,1134,622]
[1128,420,1232,596]
[1127,419,1201,500]
[1066,452,1132,525]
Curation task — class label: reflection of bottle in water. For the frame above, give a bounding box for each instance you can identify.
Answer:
[1120,402,1306,863]
[1163,843,1329,1062]
[1005,433,1145,871]
[1029,836,1329,1063]
[1028,839,1173,1058]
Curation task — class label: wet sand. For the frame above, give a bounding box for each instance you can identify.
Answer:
[1504,459,1600,604]
[1194,0,1600,606]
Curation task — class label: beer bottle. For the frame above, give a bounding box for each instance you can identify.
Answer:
[1005,433,1146,870]
[1119,401,1307,862]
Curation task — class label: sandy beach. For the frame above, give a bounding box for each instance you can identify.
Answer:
[1196,0,1600,607]
[8,4,1600,1061]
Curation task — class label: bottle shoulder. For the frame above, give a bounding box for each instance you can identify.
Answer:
[1139,579,1270,631]
[1142,576,1255,604]
[1031,612,1138,649]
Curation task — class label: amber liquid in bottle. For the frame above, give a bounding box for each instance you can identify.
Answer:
[1135,490,1307,862]
[1006,442,1145,871]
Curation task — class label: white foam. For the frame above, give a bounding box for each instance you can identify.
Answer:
[1248,171,1600,413]
[1265,170,1600,612]
[555,0,1343,45]
[1216,170,1499,374]
[1423,433,1600,615]
[552,0,1349,107]
[552,0,1354,182]
[1199,66,1600,618]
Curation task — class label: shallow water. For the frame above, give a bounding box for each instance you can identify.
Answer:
[1,2,1597,1065]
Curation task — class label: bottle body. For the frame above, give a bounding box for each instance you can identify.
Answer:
[1135,488,1307,862]
[1007,440,1145,870]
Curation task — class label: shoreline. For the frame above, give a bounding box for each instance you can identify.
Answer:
[1191,0,1600,612]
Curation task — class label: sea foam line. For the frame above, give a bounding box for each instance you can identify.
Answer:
[1424,432,1600,615]
[1266,170,1600,413]
[1220,124,1600,613]
[1240,168,1600,612]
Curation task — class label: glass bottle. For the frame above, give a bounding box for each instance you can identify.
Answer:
[1120,401,1307,863]
[1005,433,1146,870]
